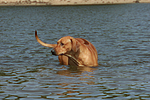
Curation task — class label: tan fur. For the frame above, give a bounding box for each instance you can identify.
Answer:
[35,31,98,66]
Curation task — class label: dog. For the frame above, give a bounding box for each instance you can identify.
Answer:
[35,30,98,66]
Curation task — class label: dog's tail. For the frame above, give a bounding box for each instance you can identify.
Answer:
[35,30,57,48]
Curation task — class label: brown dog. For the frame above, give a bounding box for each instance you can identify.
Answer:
[35,30,98,66]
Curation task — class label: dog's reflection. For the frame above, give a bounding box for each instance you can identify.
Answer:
[56,65,98,77]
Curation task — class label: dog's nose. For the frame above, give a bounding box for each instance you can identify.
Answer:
[51,49,57,55]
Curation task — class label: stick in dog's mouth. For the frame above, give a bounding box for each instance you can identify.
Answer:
[51,50,80,66]
[64,54,83,66]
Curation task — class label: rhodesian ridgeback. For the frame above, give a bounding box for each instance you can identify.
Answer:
[35,30,98,66]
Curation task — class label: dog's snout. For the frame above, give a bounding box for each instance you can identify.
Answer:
[51,49,57,55]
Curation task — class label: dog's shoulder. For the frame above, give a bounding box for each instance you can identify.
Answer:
[75,38,90,45]
[75,38,97,52]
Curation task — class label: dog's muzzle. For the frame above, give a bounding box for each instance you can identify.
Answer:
[51,49,64,56]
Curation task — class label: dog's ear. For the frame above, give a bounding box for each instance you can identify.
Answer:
[70,38,80,52]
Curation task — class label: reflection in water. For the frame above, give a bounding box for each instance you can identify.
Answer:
[0,4,150,99]
[57,66,98,76]
[55,66,98,99]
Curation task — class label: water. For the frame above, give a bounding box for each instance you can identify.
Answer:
[0,4,150,100]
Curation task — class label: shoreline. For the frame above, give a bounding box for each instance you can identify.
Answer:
[0,0,150,6]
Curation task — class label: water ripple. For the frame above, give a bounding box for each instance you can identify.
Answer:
[0,4,150,99]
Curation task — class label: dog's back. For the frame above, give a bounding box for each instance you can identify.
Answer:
[75,38,98,65]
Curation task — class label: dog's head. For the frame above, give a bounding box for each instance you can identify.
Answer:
[51,36,80,56]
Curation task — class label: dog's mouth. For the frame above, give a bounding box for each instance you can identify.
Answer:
[51,50,83,66]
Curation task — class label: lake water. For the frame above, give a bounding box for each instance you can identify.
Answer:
[0,4,150,100]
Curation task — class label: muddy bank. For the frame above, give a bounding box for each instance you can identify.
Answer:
[0,0,150,6]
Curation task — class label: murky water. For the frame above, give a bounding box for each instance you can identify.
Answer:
[0,4,150,100]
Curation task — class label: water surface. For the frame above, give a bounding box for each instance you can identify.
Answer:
[0,4,150,100]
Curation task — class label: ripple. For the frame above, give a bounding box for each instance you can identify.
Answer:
[1,4,150,100]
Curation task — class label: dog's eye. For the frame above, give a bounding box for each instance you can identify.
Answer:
[60,43,64,46]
